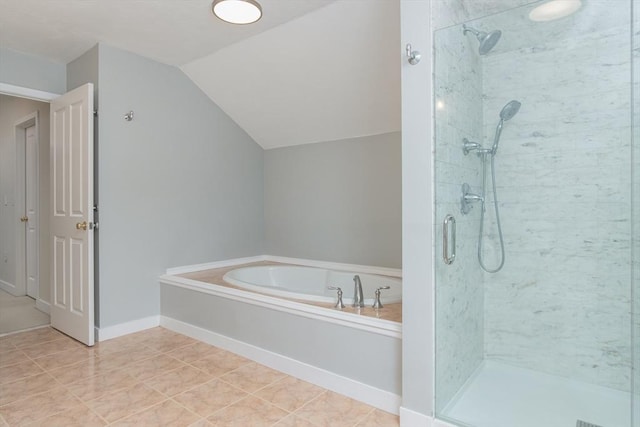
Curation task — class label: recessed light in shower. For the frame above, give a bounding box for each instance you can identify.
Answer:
[529,0,582,22]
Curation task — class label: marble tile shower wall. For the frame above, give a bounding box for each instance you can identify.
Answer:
[481,23,633,391]
[633,0,639,407]
[433,22,485,409]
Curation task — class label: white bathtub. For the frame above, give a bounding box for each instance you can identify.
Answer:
[223,265,402,305]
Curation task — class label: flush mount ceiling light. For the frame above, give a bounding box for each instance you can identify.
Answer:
[212,0,262,25]
[529,0,582,22]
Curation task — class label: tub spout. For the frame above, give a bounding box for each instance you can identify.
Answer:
[352,275,364,308]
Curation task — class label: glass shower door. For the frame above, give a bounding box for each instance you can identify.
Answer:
[433,1,636,426]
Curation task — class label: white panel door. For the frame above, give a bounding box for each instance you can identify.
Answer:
[25,125,38,298]
[50,83,94,346]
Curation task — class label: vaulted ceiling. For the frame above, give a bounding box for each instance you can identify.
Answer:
[0,0,401,149]
[182,1,400,149]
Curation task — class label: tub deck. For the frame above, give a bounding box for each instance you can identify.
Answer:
[179,261,402,323]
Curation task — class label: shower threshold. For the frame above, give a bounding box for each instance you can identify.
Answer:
[440,360,630,427]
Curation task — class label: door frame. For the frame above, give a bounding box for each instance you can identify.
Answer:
[14,111,39,298]
[0,84,58,306]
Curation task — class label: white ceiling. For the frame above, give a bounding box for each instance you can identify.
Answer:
[0,0,401,149]
[0,0,332,66]
[182,0,401,149]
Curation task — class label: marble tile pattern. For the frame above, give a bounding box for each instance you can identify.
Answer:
[480,10,633,391]
[633,0,640,413]
[0,326,398,426]
[180,262,402,323]
[433,0,636,407]
[433,15,485,411]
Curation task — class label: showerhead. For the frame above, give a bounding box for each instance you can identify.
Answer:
[500,100,521,121]
[492,100,522,154]
[463,24,502,55]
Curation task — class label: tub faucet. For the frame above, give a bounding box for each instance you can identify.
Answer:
[352,275,364,308]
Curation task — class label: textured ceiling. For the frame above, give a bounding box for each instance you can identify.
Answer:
[0,0,333,66]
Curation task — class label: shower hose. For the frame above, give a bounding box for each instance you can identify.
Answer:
[478,153,505,273]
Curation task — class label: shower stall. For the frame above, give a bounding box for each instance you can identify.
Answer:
[433,1,638,426]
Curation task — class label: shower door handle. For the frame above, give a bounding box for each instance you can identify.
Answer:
[443,215,456,265]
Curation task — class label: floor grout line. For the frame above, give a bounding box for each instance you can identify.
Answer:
[0,327,398,427]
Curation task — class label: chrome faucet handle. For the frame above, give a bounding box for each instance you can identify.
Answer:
[372,286,391,309]
[328,286,345,309]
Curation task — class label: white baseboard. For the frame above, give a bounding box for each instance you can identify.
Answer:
[399,407,456,427]
[96,315,160,342]
[0,324,50,338]
[400,407,432,426]
[35,299,50,314]
[0,279,16,295]
[161,315,401,414]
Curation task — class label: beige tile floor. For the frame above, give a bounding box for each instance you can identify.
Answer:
[0,326,399,426]
[0,290,50,335]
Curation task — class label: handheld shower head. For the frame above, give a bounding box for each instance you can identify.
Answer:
[492,100,521,154]
[463,24,502,55]
[500,100,521,121]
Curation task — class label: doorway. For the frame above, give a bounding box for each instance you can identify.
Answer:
[17,116,39,300]
[0,94,51,334]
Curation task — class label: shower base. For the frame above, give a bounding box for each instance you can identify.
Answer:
[440,360,630,427]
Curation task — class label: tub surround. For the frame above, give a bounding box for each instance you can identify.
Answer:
[159,257,402,414]
[169,261,402,324]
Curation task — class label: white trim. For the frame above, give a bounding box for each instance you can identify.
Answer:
[0,83,59,102]
[35,299,50,314]
[166,255,402,278]
[161,316,401,414]
[0,279,16,295]
[400,407,432,426]
[165,255,265,275]
[0,324,50,338]
[15,112,40,300]
[159,274,401,339]
[95,315,160,342]
[398,408,457,427]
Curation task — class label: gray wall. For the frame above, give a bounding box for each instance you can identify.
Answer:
[264,132,401,269]
[67,45,99,106]
[0,95,51,302]
[161,284,401,395]
[400,0,433,419]
[0,48,66,94]
[68,44,265,329]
